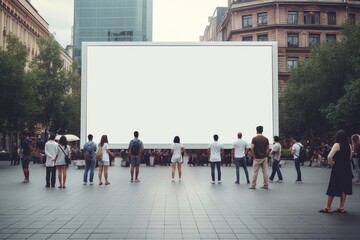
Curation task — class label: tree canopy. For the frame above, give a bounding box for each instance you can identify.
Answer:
[282,22,360,139]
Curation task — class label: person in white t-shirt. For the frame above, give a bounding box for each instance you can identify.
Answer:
[44,134,58,187]
[232,132,250,184]
[208,134,224,184]
[171,136,185,182]
[291,136,303,183]
[98,135,113,186]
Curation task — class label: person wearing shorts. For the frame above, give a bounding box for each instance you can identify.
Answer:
[171,136,185,182]
[128,131,144,182]
[98,135,113,185]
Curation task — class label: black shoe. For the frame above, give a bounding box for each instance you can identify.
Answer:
[45,185,50,188]
[51,185,55,188]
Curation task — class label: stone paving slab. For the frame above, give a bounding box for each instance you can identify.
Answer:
[0,160,359,240]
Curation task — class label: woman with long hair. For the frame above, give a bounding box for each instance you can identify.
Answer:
[55,136,71,188]
[98,135,113,185]
[320,130,352,213]
[171,136,184,182]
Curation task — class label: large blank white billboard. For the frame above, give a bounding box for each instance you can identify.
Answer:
[81,42,278,149]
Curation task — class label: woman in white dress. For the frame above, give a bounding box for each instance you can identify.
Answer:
[55,136,71,188]
[98,135,113,185]
[171,136,185,182]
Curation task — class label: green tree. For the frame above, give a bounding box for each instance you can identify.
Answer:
[282,22,360,138]
[0,34,38,133]
[29,35,71,140]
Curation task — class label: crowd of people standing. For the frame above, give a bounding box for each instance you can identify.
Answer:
[14,127,359,213]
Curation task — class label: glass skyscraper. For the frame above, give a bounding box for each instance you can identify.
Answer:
[73,0,153,73]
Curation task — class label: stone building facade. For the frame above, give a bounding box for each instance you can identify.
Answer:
[203,0,360,95]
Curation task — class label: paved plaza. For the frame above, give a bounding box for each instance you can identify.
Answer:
[0,159,359,240]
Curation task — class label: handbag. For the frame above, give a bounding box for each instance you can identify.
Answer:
[59,146,71,165]
[96,145,103,161]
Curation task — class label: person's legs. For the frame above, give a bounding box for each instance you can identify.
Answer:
[234,158,240,182]
[171,162,176,179]
[240,157,250,183]
[269,160,276,181]
[326,195,334,209]
[294,158,302,181]
[63,166,67,187]
[339,192,347,210]
[98,165,103,184]
[22,155,30,181]
[51,167,56,187]
[216,162,221,181]
[104,165,109,184]
[135,156,140,180]
[46,167,51,187]
[260,158,269,187]
[251,159,261,188]
[210,162,215,182]
[58,167,63,187]
[83,160,90,183]
[178,162,182,180]
[274,160,283,180]
[89,160,95,183]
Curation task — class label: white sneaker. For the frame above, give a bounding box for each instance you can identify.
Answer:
[171,179,175,182]
[275,180,283,183]
[83,182,87,185]
[218,181,222,184]
[210,181,215,184]
[89,182,93,185]
[295,180,302,183]
[179,179,181,182]
[269,179,274,183]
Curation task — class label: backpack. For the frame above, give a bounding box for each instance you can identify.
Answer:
[130,140,140,155]
[84,143,93,161]
[297,144,307,163]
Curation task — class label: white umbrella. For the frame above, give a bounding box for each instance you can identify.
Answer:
[55,134,80,142]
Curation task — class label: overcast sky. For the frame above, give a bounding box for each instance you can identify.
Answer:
[30,0,228,48]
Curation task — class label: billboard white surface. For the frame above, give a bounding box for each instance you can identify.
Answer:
[81,42,278,149]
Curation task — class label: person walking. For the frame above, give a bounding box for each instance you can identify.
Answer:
[128,131,144,182]
[98,135,113,185]
[249,126,270,190]
[208,134,224,184]
[269,136,283,183]
[171,136,185,182]
[44,134,58,188]
[20,133,33,183]
[55,136,71,188]
[291,136,303,183]
[83,134,97,185]
[319,130,352,213]
[232,132,250,184]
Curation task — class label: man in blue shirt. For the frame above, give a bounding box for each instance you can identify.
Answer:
[83,134,97,185]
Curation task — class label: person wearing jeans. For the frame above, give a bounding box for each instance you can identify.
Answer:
[83,134,97,185]
[269,136,283,183]
[232,132,250,184]
[291,136,303,183]
[208,134,224,184]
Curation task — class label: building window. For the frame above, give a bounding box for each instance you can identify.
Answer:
[326,34,336,42]
[288,11,298,24]
[242,36,253,41]
[287,33,299,47]
[288,57,298,71]
[304,11,320,25]
[258,35,268,41]
[309,34,320,46]
[257,12,268,26]
[242,15,252,28]
[348,14,356,24]
[327,12,336,25]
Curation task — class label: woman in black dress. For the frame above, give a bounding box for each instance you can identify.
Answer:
[320,130,352,213]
